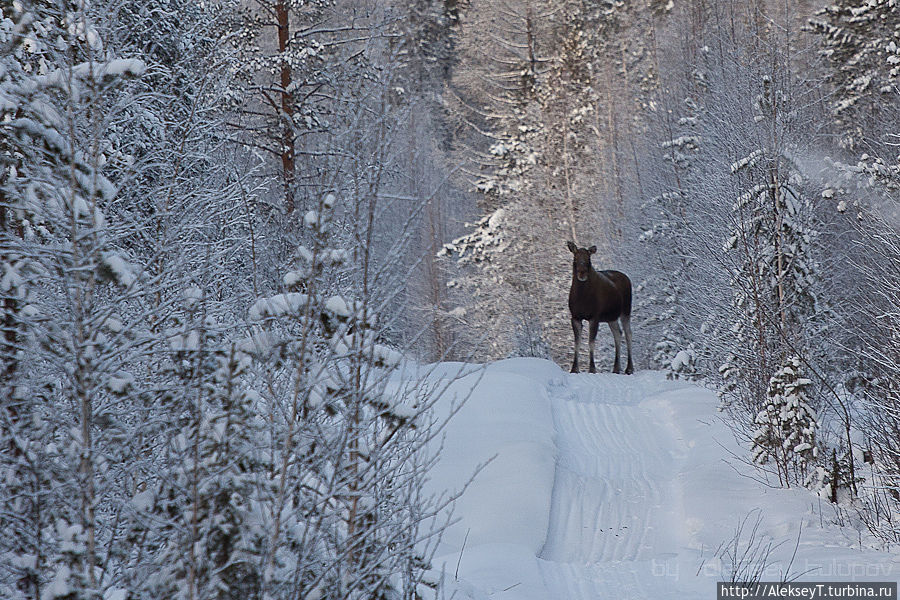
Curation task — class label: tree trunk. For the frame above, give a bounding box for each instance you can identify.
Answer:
[276,0,296,214]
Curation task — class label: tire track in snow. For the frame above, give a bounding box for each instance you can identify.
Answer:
[538,373,684,595]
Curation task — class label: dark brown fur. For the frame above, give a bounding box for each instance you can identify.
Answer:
[566,241,634,374]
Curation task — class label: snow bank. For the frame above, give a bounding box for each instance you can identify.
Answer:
[426,358,559,564]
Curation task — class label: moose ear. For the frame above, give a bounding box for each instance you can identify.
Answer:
[566,241,577,253]
[588,245,597,254]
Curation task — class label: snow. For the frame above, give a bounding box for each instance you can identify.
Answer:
[45,565,71,600]
[106,371,134,394]
[166,329,199,352]
[326,248,348,265]
[131,489,154,512]
[10,117,68,156]
[0,261,22,293]
[103,589,128,600]
[102,58,146,78]
[35,58,146,92]
[731,149,763,173]
[449,306,467,319]
[294,245,314,264]
[237,329,278,359]
[11,553,37,570]
[103,316,123,333]
[373,344,402,367]
[423,359,900,599]
[248,292,310,321]
[283,268,308,287]
[670,349,692,372]
[425,359,557,557]
[661,135,700,149]
[439,208,510,264]
[184,285,202,308]
[324,295,351,318]
[101,252,136,287]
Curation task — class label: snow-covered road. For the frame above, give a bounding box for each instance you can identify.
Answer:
[536,374,686,597]
[423,359,900,599]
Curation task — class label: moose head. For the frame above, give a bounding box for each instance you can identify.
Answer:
[566,241,597,283]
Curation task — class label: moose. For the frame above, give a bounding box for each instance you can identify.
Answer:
[566,241,634,374]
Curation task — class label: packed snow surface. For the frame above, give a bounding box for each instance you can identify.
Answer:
[421,359,900,599]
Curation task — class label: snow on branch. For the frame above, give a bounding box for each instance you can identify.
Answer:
[34,58,146,92]
[99,251,137,287]
[248,293,311,322]
[438,208,509,265]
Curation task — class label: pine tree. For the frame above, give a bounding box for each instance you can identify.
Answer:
[224,0,337,217]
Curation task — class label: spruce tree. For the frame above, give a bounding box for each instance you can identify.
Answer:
[752,357,818,487]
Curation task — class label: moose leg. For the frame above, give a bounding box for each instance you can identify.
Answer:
[621,315,634,375]
[570,318,582,373]
[588,319,600,373]
[608,321,623,374]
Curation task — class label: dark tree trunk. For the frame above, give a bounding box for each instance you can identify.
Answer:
[276,0,296,214]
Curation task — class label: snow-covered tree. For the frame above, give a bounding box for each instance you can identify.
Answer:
[240,187,452,599]
[831,144,900,540]
[752,357,819,486]
[642,93,704,377]
[223,0,360,221]
[807,0,900,150]
[0,1,474,599]
[719,75,823,425]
